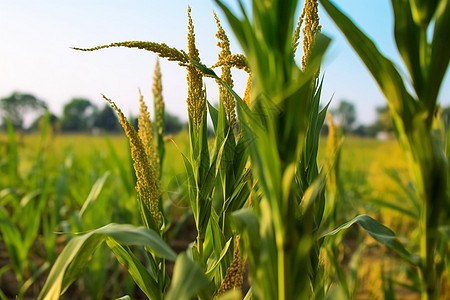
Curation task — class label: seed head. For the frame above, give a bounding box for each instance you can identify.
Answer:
[152,58,164,134]
[104,94,162,227]
[213,11,236,126]
[217,236,244,295]
[243,74,252,106]
[138,89,160,183]
[292,10,305,56]
[72,41,189,67]
[325,112,342,195]
[212,54,250,74]
[301,0,321,70]
[186,6,206,131]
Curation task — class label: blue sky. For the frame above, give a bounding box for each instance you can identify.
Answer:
[1,0,449,125]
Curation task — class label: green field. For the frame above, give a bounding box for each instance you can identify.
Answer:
[0,131,424,299]
[1,0,449,298]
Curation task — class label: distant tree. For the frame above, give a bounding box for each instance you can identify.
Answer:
[0,92,47,130]
[351,105,395,138]
[124,111,185,135]
[30,112,60,132]
[333,100,356,133]
[164,111,185,134]
[94,104,120,132]
[374,105,393,133]
[61,98,97,132]
[441,106,450,129]
[353,124,377,137]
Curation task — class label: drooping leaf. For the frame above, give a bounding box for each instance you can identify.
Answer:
[319,0,418,124]
[205,237,232,279]
[106,239,161,300]
[321,214,420,265]
[39,224,175,300]
[166,253,214,300]
[391,0,423,99]
[409,0,439,26]
[79,171,110,219]
[105,136,134,194]
[429,0,450,106]
[208,101,219,133]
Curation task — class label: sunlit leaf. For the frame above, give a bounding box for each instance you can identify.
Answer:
[39,224,175,300]
[321,214,420,265]
[166,253,213,300]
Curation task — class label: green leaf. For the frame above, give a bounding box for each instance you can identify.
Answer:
[166,253,214,300]
[409,0,439,26]
[191,58,218,77]
[215,289,243,300]
[205,237,232,279]
[106,239,161,300]
[0,210,25,278]
[39,224,175,300]
[429,0,450,105]
[198,113,211,183]
[392,0,423,99]
[367,198,418,219]
[79,171,110,219]
[300,172,327,215]
[384,168,420,216]
[39,230,101,300]
[105,136,134,194]
[231,209,260,268]
[321,215,420,265]
[208,208,226,259]
[208,101,219,133]
[319,0,418,123]
[178,150,201,231]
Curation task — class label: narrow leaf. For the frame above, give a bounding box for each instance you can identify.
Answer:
[166,253,213,300]
[79,171,110,219]
[319,0,418,122]
[321,215,420,265]
[39,224,175,300]
[106,239,161,300]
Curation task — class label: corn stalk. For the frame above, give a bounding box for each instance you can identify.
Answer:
[320,0,450,298]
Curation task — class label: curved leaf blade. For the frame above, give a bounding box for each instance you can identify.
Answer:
[166,253,213,300]
[321,214,420,265]
[106,239,161,300]
[92,224,176,260]
[39,224,175,300]
[319,0,418,121]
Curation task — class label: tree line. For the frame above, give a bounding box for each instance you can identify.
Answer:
[2,92,448,137]
[329,100,450,137]
[0,92,185,134]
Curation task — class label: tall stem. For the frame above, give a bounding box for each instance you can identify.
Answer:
[197,234,204,266]
[276,234,286,300]
[419,202,439,300]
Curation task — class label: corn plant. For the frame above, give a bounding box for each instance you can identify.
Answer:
[39,7,252,298]
[0,116,60,298]
[38,0,411,298]
[199,0,334,298]
[319,0,450,299]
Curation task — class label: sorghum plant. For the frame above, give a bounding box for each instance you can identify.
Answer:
[320,0,450,298]
[202,0,334,298]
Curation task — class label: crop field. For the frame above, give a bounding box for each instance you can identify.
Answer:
[0,132,443,299]
[1,0,449,299]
